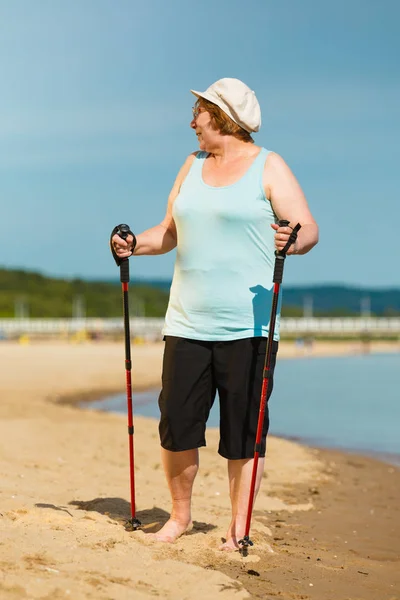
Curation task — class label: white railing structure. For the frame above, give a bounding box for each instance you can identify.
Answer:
[0,317,399,338]
[0,318,164,339]
[280,317,400,336]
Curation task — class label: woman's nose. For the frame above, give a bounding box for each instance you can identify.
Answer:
[190,118,196,129]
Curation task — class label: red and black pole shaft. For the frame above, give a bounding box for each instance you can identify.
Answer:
[238,219,301,552]
[110,224,141,531]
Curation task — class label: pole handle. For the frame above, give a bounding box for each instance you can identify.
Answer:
[110,223,134,283]
[272,255,285,284]
[273,221,302,283]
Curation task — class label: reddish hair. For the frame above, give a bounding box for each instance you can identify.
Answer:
[195,98,254,143]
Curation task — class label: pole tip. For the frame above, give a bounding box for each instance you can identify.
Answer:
[238,536,254,555]
[124,517,142,532]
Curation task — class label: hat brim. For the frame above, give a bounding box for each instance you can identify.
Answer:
[191,88,235,120]
[189,89,257,133]
[190,89,214,102]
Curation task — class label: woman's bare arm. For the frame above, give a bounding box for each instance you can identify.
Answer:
[264,152,319,255]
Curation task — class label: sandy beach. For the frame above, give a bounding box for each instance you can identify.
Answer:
[0,339,399,600]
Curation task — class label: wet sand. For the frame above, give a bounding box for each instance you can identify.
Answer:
[0,340,399,599]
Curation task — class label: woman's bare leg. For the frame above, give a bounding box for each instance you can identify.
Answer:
[153,447,199,542]
[220,457,265,550]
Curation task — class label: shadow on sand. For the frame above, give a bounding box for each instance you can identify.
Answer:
[67,497,217,535]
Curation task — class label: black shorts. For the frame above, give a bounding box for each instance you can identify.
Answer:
[158,336,279,460]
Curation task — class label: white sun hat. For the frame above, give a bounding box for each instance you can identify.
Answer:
[190,77,261,133]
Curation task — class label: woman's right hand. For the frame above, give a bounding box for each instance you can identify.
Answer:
[112,233,135,258]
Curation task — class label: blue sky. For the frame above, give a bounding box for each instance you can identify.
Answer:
[0,0,398,287]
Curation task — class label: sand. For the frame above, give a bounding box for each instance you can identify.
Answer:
[0,339,399,600]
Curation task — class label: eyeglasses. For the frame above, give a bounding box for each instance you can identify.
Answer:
[192,105,204,119]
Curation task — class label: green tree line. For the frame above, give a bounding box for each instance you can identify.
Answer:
[0,269,169,318]
[1,268,399,318]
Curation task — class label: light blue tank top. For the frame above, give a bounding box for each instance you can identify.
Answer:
[163,147,280,341]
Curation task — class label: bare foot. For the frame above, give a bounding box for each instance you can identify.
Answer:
[219,516,247,551]
[150,519,193,543]
[219,537,240,552]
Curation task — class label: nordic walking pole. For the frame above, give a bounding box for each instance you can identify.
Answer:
[238,219,301,553]
[110,223,141,532]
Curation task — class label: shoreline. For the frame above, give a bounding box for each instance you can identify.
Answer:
[79,395,400,470]
[1,339,399,599]
[54,338,399,407]
[62,339,400,469]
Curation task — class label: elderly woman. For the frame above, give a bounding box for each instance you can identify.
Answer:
[112,77,318,550]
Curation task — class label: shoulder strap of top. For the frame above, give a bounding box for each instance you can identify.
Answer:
[256,148,271,201]
[191,151,208,169]
[179,151,207,191]
[240,147,270,181]
[185,151,208,179]
[254,147,270,169]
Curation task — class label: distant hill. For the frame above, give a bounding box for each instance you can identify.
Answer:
[280,285,400,316]
[1,269,399,318]
[0,269,169,318]
[105,278,172,293]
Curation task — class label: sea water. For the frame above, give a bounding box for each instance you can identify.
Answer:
[83,353,400,463]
